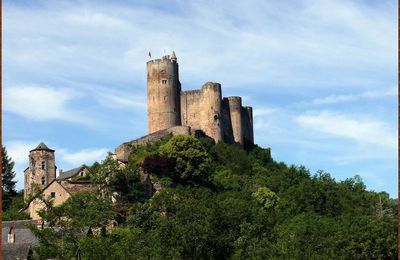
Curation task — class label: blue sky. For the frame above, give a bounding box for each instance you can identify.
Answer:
[3,0,397,197]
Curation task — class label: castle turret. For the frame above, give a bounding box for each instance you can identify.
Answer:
[242,106,254,150]
[201,82,223,142]
[24,142,56,201]
[147,53,181,133]
[227,97,244,146]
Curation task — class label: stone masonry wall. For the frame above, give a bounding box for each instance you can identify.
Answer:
[115,126,191,161]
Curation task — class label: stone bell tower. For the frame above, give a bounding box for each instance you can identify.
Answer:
[147,51,181,133]
[24,142,56,201]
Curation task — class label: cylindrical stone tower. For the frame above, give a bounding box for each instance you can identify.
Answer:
[24,142,56,201]
[245,106,254,144]
[227,96,243,146]
[201,82,223,142]
[147,52,181,133]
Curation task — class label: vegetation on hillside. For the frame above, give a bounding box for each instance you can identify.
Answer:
[7,136,398,259]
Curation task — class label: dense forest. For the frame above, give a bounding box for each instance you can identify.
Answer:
[3,136,398,259]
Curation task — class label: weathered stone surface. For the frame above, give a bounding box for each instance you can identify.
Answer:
[24,143,56,201]
[115,126,192,161]
[145,53,254,148]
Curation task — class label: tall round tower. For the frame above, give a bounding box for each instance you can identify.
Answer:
[24,142,56,201]
[227,96,244,146]
[201,82,223,142]
[147,52,181,133]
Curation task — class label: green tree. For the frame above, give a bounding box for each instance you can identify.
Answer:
[252,187,279,210]
[30,192,115,259]
[2,191,30,221]
[159,135,211,184]
[2,145,17,210]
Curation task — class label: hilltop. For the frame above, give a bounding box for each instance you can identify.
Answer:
[29,135,397,259]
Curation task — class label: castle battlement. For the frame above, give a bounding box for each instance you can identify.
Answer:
[146,52,253,149]
[201,82,221,92]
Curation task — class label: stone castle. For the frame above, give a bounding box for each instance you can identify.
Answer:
[116,52,254,161]
[23,52,255,219]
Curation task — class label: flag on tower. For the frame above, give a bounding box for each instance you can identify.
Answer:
[148,51,151,58]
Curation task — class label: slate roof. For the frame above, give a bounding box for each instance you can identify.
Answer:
[56,165,88,181]
[29,142,55,152]
[60,181,95,194]
[2,220,37,260]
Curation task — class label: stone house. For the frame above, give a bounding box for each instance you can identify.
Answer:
[24,179,94,220]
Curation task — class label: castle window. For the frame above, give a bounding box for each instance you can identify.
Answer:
[80,172,84,177]
[214,115,218,121]
[41,161,46,170]
[41,176,46,185]
[164,96,166,101]
[51,192,56,199]
[161,79,167,84]
[153,96,155,102]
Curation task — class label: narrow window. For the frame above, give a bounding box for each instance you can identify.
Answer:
[80,172,84,177]
[161,79,167,84]
[41,176,46,185]
[41,161,45,170]
[153,96,155,102]
[164,96,166,101]
[51,192,56,199]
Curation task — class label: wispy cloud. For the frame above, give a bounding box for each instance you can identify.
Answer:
[3,0,396,93]
[58,148,109,166]
[4,85,89,124]
[95,91,146,110]
[295,87,397,106]
[296,111,396,149]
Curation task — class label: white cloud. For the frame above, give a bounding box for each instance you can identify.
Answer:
[4,85,88,123]
[296,87,397,106]
[3,0,396,93]
[59,148,109,166]
[296,111,396,149]
[95,91,146,110]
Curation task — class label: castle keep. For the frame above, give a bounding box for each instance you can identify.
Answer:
[115,52,254,161]
[147,53,253,145]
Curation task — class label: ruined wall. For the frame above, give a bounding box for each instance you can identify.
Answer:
[147,55,181,133]
[24,149,56,201]
[115,126,192,161]
[180,90,203,130]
